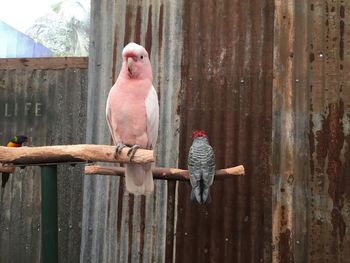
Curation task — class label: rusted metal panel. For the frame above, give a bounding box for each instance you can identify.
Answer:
[272,1,297,262]
[176,0,273,262]
[0,58,87,263]
[273,0,350,262]
[84,0,350,262]
[308,0,350,261]
[82,0,183,262]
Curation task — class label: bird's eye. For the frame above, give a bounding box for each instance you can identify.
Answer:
[140,55,144,59]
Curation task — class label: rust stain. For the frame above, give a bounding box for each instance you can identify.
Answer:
[165,182,176,263]
[278,229,294,263]
[156,4,164,98]
[145,5,152,56]
[315,115,329,173]
[339,5,345,18]
[339,19,344,61]
[123,5,132,46]
[309,52,315,63]
[313,100,348,255]
[134,5,142,44]
[158,4,164,53]
[330,207,346,251]
[280,205,288,228]
[112,28,118,83]
[127,195,134,263]
[326,101,347,249]
[309,113,315,178]
[139,196,146,263]
[344,120,350,202]
[326,101,344,202]
[115,177,125,259]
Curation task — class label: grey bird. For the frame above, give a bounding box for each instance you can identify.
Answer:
[188,130,215,204]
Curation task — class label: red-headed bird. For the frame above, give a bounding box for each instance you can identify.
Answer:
[188,130,215,204]
[106,42,159,195]
[2,135,28,188]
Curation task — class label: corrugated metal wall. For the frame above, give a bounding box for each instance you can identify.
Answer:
[0,0,349,262]
[1,0,349,262]
[175,0,273,262]
[83,0,273,262]
[82,0,183,262]
[273,0,350,262]
[0,57,87,263]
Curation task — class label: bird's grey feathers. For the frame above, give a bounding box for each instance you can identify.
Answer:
[188,137,215,204]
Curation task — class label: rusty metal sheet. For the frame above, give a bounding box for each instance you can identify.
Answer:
[83,0,350,262]
[273,0,350,262]
[0,57,87,263]
[176,0,273,262]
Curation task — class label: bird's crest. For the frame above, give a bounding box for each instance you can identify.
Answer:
[192,130,208,139]
[122,42,148,59]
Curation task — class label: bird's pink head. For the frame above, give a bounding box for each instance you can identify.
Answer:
[122,42,152,80]
[192,130,208,139]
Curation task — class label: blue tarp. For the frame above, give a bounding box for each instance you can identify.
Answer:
[0,20,53,58]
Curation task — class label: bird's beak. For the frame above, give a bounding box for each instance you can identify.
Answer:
[127,57,133,73]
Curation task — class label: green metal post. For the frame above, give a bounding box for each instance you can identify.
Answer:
[41,165,58,263]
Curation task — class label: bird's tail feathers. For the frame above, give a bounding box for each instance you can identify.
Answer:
[190,189,197,203]
[202,188,211,204]
[125,163,154,195]
[191,183,211,205]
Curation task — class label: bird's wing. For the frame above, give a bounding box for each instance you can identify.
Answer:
[202,144,215,186]
[145,85,159,149]
[106,98,117,144]
[188,146,202,187]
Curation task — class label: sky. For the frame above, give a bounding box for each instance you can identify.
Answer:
[0,0,58,33]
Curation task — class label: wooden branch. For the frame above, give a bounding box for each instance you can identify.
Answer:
[84,165,245,181]
[0,145,154,166]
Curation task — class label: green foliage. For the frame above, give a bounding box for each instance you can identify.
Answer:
[26,0,90,56]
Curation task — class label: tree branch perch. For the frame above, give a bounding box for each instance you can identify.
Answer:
[84,165,245,180]
[0,145,154,166]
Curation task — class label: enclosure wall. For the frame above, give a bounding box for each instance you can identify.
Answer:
[0,57,87,263]
[83,0,273,262]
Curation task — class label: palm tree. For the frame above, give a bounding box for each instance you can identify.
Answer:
[26,0,90,56]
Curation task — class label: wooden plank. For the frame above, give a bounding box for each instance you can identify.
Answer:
[0,57,88,70]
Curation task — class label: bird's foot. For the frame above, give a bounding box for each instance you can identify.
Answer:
[114,143,127,159]
[127,144,140,161]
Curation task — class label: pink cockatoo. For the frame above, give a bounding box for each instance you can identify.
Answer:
[106,42,159,195]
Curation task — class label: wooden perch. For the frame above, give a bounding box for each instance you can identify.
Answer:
[85,165,245,181]
[0,145,154,166]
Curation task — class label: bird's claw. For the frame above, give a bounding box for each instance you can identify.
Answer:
[127,145,140,161]
[114,143,126,159]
